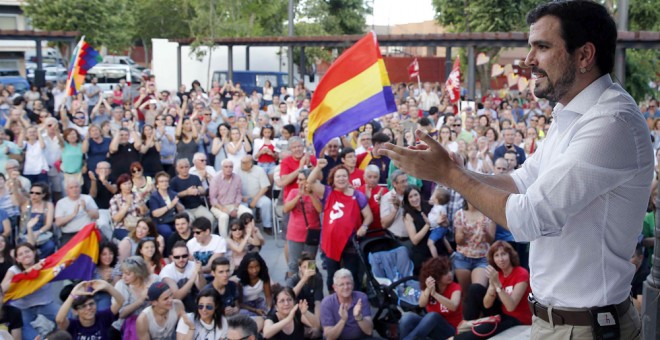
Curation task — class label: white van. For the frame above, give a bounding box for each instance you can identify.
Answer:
[85,64,141,97]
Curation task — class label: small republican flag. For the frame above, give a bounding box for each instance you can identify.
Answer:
[408,58,419,78]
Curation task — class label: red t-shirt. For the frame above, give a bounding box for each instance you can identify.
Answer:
[284,189,321,243]
[357,184,388,231]
[426,282,463,329]
[280,155,317,199]
[349,168,364,188]
[256,143,277,163]
[499,266,532,325]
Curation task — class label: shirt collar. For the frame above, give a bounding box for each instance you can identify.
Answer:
[552,74,613,131]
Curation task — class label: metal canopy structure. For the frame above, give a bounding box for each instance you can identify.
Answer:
[0,30,79,80]
[172,31,659,100]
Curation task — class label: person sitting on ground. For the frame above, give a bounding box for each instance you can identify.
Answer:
[160,241,205,313]
[286,252,324,338]
[187,217,226,275]
[455,240,531,339]
[263,284,321,340]
[320,268,375,340]
[204,257,242,319]
[136,281,194,339]
[236,252,272,331]
[176,287,229,339]
[399,257,462,340]
[55,280,125,339]
[164,213,194,258]
[136,238,166,275]
[227,314,259,340]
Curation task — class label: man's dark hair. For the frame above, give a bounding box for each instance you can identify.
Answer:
[227,314,259,338]
[526,0,617,75]
[174,212,189,223]
[171,240,189,253]
[211,256,231,271]
[419,117,432,128]
[191,216,212,231]
[428,106,439,116]
[339,147,356,161]
[372,132,390,144]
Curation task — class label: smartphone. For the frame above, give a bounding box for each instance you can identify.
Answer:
[308,261,316,271]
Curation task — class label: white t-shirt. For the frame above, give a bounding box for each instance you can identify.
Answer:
[159,260,195,283]
[428,204,448,229]
[186,235,226,266]
[55,195,99,233]
[176,313,228,339]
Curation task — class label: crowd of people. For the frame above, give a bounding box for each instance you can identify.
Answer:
[0,57,657,340]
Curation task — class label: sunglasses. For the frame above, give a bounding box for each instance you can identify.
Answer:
[198,304,215,311]
[193,230,204,235]
[132,168,142,173]
[452,124,461,127]
[231,228,242,232]
[271,117,280,121]
[29,191,43,195]
[172,254,189,260]
[198,159,207,162]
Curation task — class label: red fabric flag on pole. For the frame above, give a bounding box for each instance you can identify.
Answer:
[408,58,419,78]
[445,57,461,103]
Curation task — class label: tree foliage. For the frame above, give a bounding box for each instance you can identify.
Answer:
[132,0,193,45]
[22,0,133,53]
[300,0,371,35]
[432,0,538,96]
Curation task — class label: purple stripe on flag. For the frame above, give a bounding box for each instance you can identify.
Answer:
[52,254,96,282]
[313,86,395,155]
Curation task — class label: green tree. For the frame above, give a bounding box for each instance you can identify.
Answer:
[132,0,193,65]
[622,0,659,101]
[22,0,134,52]
[300,0,371,35]
[432,0,538,96]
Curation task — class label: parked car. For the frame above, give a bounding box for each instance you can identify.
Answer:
[85,63,141,97]
[0,69,30,94]
[103,55,145,72]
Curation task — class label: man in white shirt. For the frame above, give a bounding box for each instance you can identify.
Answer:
[189,152,217,191]
[160,241,205,312]
[236,155,272,232]
[416,82,440,114]
[381,2,648,338]
[186,217,226,274]
[55,179,99,245]
[380,170,410,245]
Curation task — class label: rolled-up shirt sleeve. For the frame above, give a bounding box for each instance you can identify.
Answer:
[505,115,641,242]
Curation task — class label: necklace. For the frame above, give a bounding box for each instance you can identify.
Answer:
[195,319,216,340]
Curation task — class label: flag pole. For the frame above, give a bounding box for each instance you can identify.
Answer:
[416,74,422,98]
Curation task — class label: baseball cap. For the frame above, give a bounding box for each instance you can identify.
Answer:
[147,281,170,301]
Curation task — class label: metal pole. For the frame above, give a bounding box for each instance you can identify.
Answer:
[467,46,475,101]
[35,39,43,71]
[228,45,234,83]
[246,46,250,71]
[287,0,294,88]
[445,47,452,81]
[614,0,628,84]
[300,47,306,85]
[177,44,182,89]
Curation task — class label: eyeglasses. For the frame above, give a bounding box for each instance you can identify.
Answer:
[452,124,461,127]
[198,159,207,162]
[77,301,96,310]
[197,304,215,311]
[193,230,204,235]
[74,116,85,120]
[271,117,280,121]
[231,228,241,232]
[132,168,142,173]
[172,254,189,260]
[29,191,43,195]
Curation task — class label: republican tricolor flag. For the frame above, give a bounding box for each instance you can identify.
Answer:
[308,32,396,157]
[4,223,100,302]
[65,36,103,96]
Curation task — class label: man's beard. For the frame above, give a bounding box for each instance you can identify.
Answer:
[533,59,576,103]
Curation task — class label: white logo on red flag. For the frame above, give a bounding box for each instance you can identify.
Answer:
[408,58,419,78]
[445,57,461,104]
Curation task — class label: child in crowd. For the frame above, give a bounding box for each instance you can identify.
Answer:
[427,186,453,258]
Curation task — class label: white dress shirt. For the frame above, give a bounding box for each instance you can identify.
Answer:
[505,75,654,308]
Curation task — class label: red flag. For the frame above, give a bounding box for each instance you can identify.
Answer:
[408,58,419,78]
[445,57,461,103]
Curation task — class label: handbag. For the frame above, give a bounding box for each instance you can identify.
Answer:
[300,197,320,246]
[456,314,501,337]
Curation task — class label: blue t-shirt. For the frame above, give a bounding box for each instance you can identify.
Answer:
[320,291,372,340]
[67,308,116,340]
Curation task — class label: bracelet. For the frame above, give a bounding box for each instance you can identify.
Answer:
[355,315,364,322]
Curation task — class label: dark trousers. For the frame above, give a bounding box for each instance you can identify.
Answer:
[323,247,362,293]
[400,311,456,340]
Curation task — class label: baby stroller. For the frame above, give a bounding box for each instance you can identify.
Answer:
[353,229,422,339]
